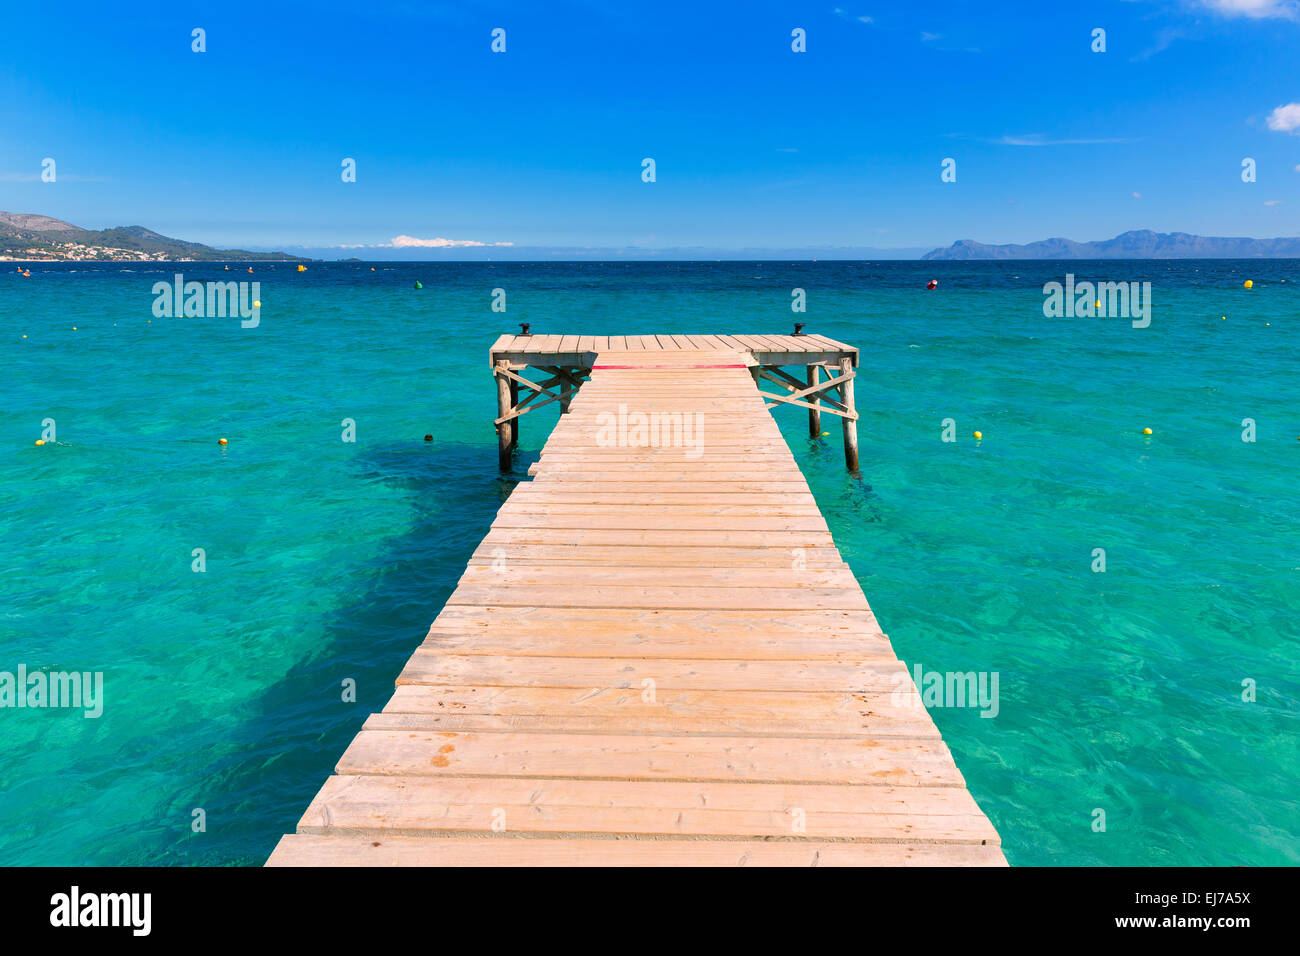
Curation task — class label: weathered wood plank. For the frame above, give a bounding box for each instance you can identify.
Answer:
[445,584,868,611]
[365,706,936,738]
[417,626,892,661]
[477,527,839,547]
[499,491,820,506]
[295,775,1000,842]
[489,514,831,533]
[518,481,813,494]
[423,605,885,636]
[496,502,826,518]
[467,545,844,570]
[267,834,1008,867]
[395,651,907,691]
[378,684,934,736]
[455,564,862,589]
[335,729,964,787]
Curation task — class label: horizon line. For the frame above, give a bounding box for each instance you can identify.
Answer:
[12,254,1300,264]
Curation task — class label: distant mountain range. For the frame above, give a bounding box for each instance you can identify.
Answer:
[0,212,305,261]
[7,214,1298,262]
[922,230,1300,260]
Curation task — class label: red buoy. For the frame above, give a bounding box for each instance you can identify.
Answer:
[926,279,938,290]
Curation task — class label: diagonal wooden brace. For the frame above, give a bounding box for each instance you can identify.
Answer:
[757,367,856,417]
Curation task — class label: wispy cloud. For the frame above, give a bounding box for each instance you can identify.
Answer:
[1192,0,1299,19]
[832,8,874,24]
[334,236,514,249]
[1264,199,1283,205]
[1132,25,1189,61]
[1265,102,1300,132]
[832,10,978,50]
[998,134,1136,146]
[1134,2,1298,59]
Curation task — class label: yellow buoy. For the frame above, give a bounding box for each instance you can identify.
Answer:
[1244,280,1253,289]
[1221,316,1226,320]
[297,264,306,272]
[1094,300,1101,309]
[973,431,983,440]
[253,300,261,308]
[71,327,76,331]
[820,431,829,437]
[218,438,228,445]
[34,439,45,446]
[1142,427,1153,435]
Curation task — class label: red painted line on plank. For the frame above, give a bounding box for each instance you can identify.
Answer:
[592,364,750,370]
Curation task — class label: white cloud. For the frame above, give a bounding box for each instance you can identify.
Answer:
[1264,199,1283,205]
[1132,191,1143,199]
[1194,0,1299,19]
[388,235,513,248]
[999,134,1134,146]
[1266,102,1300,132]
[832,9,875,25]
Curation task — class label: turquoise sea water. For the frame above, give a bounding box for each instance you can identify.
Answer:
[2,260,1297,866]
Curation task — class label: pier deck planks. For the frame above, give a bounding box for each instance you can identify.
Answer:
[268,339,1004,867]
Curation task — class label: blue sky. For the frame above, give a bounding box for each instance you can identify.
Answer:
[1,0,1298,256]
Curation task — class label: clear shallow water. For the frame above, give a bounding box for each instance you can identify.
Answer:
[2,259,1297,866]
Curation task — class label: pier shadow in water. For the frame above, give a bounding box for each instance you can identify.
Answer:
[149,438,538,865]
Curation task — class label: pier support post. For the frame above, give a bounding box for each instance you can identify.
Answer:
[807,365,821,437]
[508,379,519,450]
[495,362,513,471]
[838,357,859,472]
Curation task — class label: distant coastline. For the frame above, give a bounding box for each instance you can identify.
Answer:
[0,256,305,263]
[0,211,308,263]
[922,229,1300,260]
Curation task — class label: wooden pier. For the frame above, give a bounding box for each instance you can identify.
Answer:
[267,333,1005,867]
[487,332,861,472]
